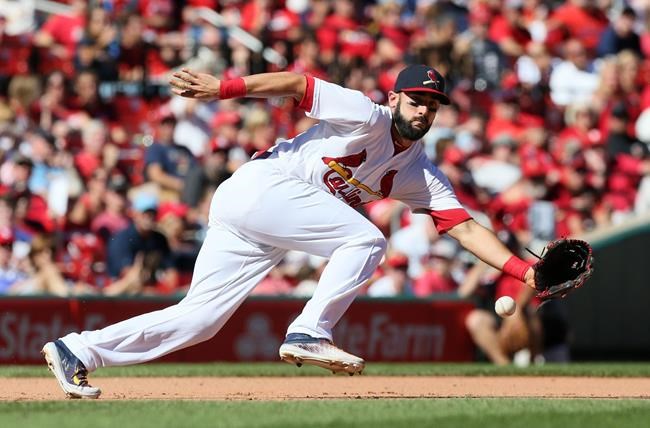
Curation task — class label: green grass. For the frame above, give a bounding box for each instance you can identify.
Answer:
[1,399,649,428]
[2,362,650,378]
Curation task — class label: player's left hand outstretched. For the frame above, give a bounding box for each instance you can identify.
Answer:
[531,239,594,303]
[169,68,221,100]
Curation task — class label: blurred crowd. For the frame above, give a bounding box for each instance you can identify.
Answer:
[1,0,650,309]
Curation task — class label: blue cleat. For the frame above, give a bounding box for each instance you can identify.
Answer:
[42,340,101,399]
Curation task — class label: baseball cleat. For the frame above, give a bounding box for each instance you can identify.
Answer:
[42,340,101,399]
[279,333,365,375]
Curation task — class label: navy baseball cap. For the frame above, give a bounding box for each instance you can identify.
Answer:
[394,64,450,105]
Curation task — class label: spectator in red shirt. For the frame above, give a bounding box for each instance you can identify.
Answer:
[73,120,119,182]
[288,35,329,81]
[240,0,272,38]
[146,31,187,80]
[6,155,56,236]
[68,167,109,231]
[547,0,608,56]
[90,175,130,239]
[485,179,533,240]
[139,0,175,34]
[30,71,72,132]
[413,238,459,297]
[317,0,374,64]
[485,93,524,143]
[32,0,87,76]
[68,71,117,124]
[555,103,602,154]
[251,264,294,296]
[488,0,532,60]
[268,2,302,43]
[156,201,200,283]
[117,14,148,82]
[0,14,32,77]
[519,125,557,182]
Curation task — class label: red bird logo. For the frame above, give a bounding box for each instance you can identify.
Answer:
[423,70,440,89]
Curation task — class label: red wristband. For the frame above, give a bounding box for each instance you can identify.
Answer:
[502,255,532,282]
[219,78,247,99]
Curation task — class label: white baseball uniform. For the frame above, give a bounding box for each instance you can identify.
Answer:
[60,77,471,370]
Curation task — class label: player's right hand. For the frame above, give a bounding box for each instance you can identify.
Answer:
[169,68,221,100]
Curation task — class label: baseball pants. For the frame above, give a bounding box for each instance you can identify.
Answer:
[61,157,387,370]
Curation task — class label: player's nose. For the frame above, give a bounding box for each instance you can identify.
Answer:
[415,106,428,116]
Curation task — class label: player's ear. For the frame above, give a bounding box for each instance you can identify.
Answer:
[388,91,400,110]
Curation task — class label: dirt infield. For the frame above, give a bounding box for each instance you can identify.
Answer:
[3,376,650,401]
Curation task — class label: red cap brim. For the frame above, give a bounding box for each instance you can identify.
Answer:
[399,88,451,105]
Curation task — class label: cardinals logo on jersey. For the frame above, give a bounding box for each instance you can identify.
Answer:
[322,149,397,207]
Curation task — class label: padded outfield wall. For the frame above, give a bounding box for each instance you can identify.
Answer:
[566,215,650,360]
[0,296,474,364]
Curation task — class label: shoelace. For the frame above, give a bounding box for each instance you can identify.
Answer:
[72,368,89,386]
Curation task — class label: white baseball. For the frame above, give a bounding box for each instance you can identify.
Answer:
[495,296,516,318]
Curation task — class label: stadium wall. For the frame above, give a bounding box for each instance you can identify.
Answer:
[0,296,475,364]
[567,215,650,360]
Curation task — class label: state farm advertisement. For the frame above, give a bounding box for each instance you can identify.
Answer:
[0,297,475,364]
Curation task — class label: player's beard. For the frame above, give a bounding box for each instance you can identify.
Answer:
[393,100,431,141]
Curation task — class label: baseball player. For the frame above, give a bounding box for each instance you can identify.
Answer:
[42,64,536,398]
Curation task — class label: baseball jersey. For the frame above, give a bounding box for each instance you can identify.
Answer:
[263,76,471,233]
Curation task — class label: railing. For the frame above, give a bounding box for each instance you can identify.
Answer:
[581,213,650,249]
[33,1,287,68]
[35,0,73,15]
[195,7,287,68]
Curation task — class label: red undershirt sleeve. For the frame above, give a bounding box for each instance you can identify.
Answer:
[429,208,472,234]
[297,75,315,111]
